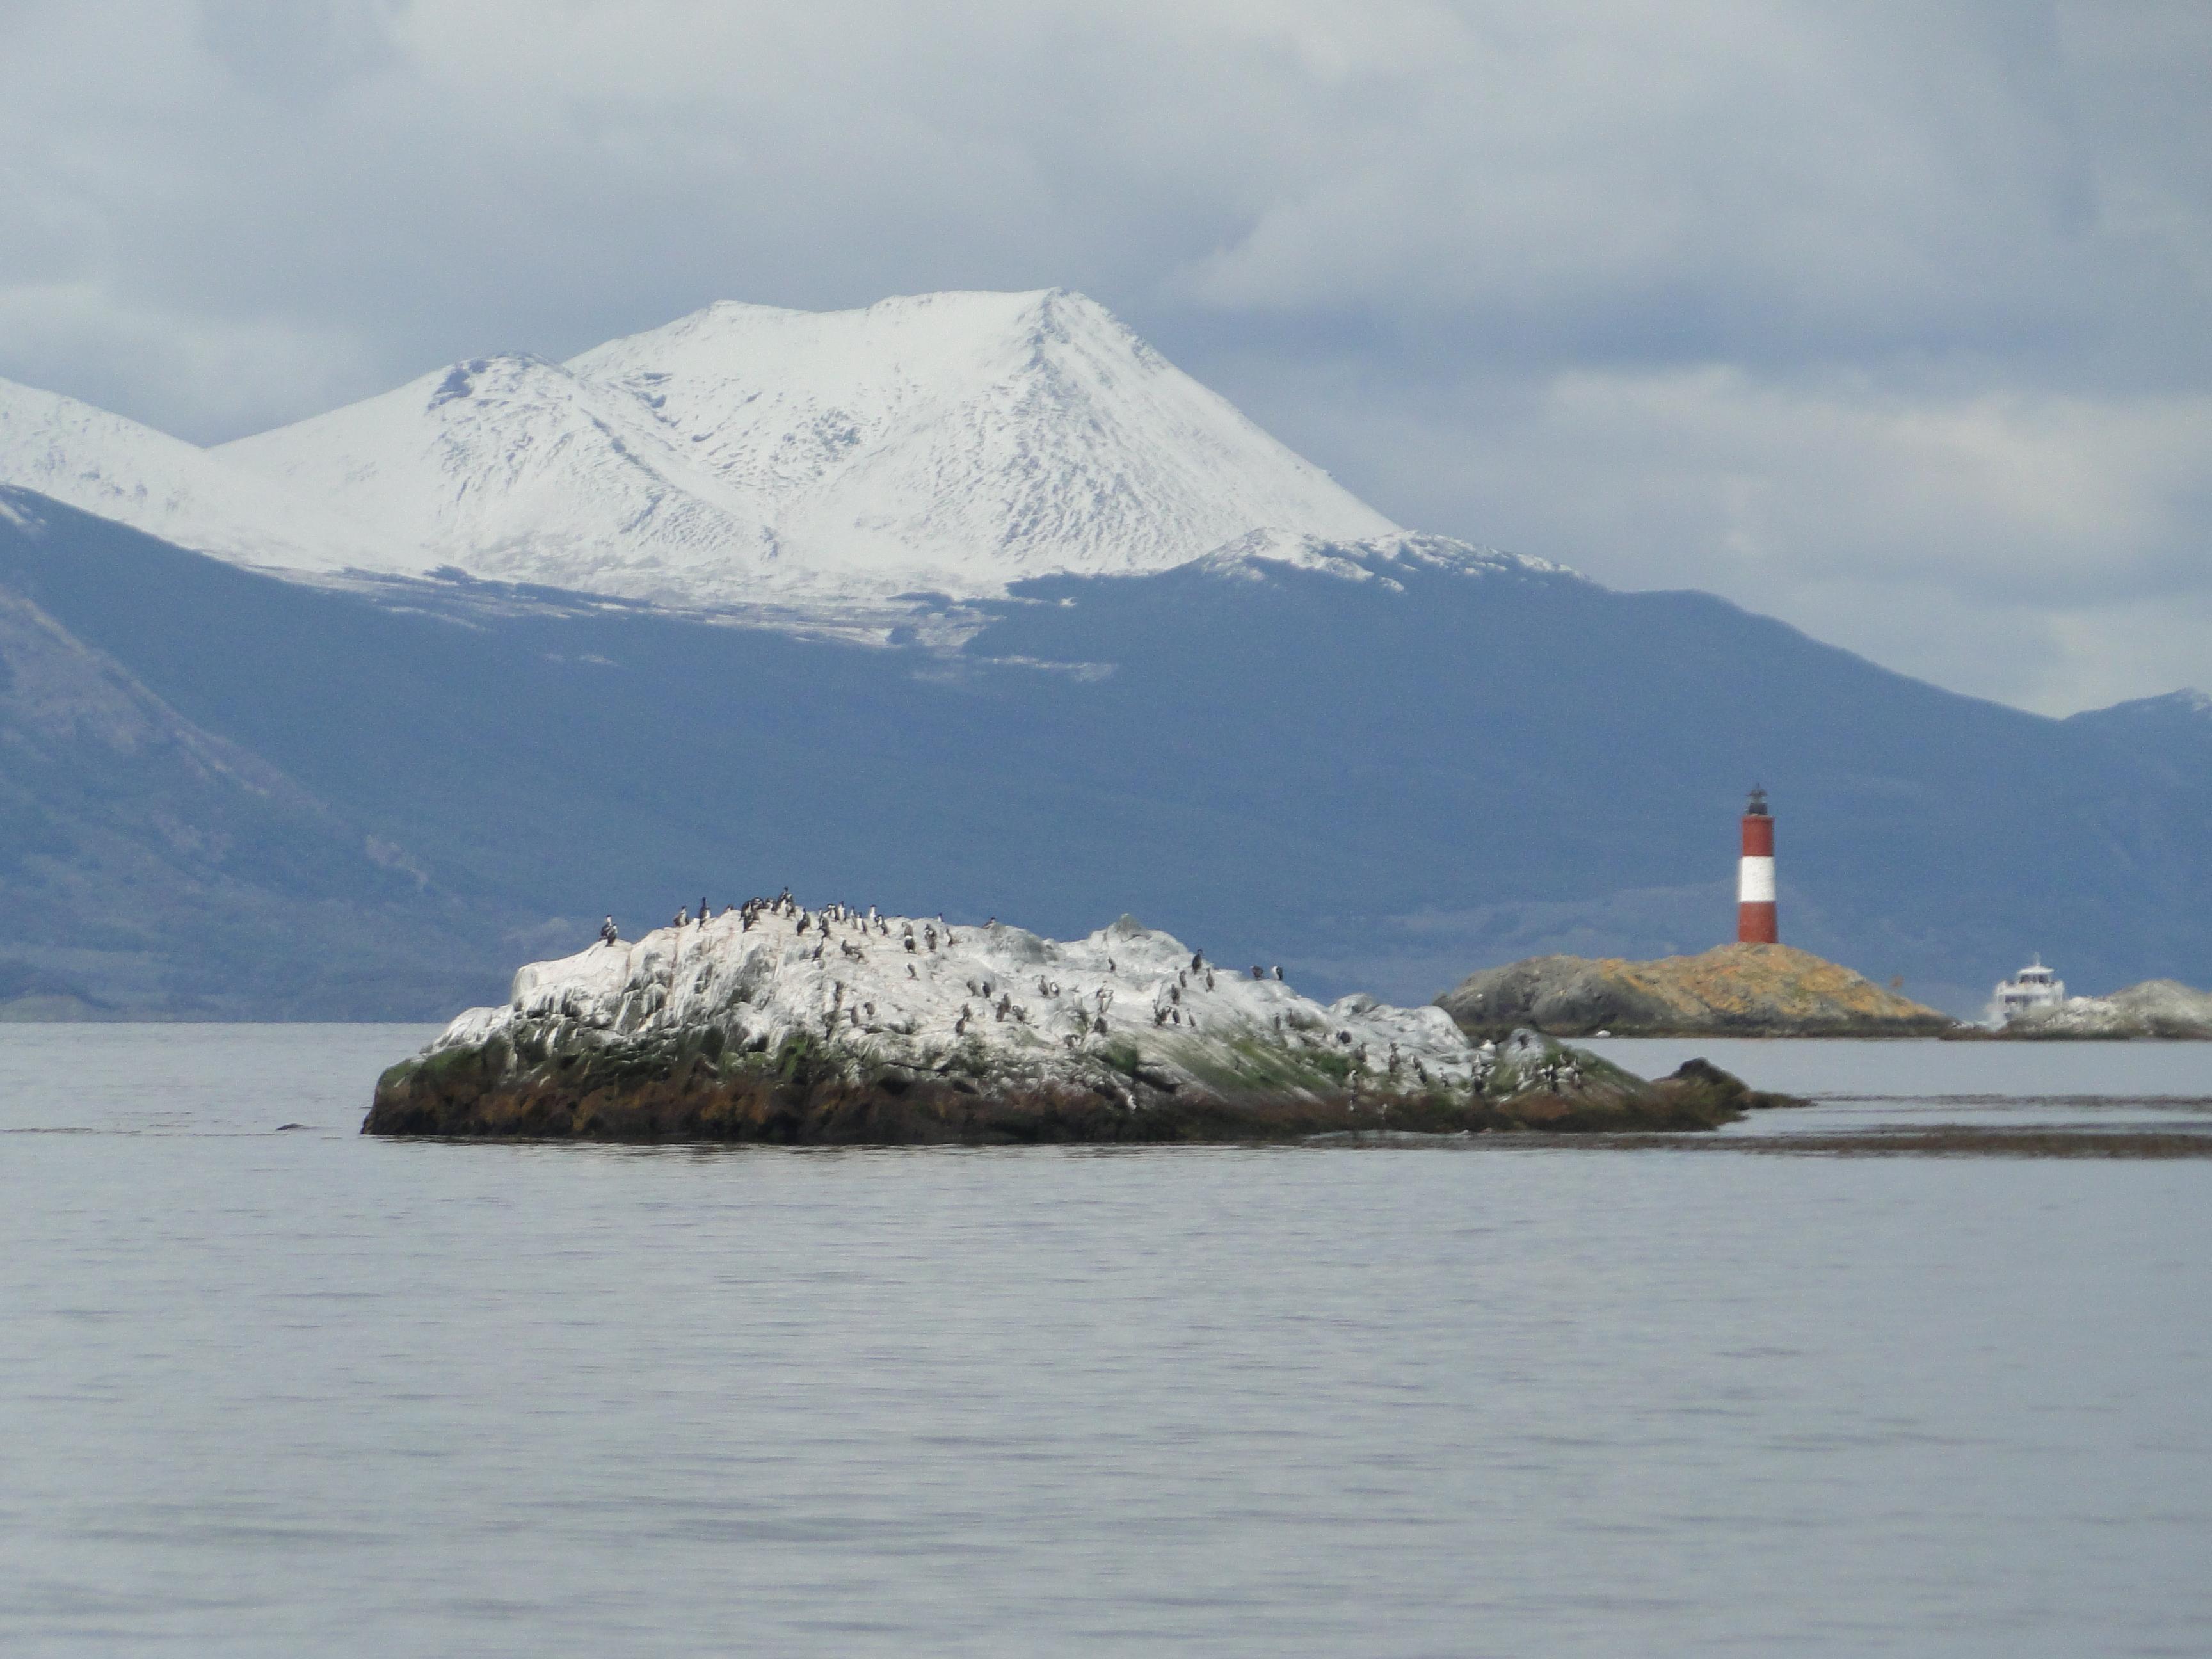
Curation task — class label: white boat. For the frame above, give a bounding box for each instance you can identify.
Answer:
[1992,958,2067,1024]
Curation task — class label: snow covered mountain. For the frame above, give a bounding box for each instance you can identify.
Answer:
[208,353,781,600]
[0,374,419,580]
[221,289,1398,605]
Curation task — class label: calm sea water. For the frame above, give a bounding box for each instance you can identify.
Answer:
[3,1026,2209,1657]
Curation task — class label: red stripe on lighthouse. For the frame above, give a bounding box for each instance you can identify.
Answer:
[1738,790,1777,943]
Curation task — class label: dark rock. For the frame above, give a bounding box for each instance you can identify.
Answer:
[362,1034,1754,1144]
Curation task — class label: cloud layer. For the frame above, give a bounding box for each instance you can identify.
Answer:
[3,0,2206,711]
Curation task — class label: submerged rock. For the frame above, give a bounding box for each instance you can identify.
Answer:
[365,904,1758,1142]
[1438,943,1955,1039]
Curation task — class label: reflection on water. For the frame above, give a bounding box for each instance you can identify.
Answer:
[2,1027,2209,1657]
[1585,1036,2212,1152]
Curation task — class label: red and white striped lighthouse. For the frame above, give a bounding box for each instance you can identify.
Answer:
[1738,787,1778,943]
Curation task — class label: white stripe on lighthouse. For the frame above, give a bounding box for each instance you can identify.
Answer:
[1738,856,1775,904]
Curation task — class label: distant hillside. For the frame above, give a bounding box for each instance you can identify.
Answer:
[2064,690,2212,788]
[0,536,511,1016]
[3,489,2208,1019]
[1438,944,1955,1038]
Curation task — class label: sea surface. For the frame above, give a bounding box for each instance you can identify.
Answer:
[3,1026,2209,1657]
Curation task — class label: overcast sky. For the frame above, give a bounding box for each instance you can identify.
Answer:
[4,0,2208,713]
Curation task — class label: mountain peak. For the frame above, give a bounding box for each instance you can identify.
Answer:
[218,288,1396,605]
[422,353,566,410]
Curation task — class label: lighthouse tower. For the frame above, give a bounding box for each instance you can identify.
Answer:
[1738,787,1779,944]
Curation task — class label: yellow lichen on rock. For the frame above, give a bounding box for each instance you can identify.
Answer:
[1439,943,1954,1038]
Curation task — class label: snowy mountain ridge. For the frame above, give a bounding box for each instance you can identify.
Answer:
[1189,528,1574,591]
[0,374,422,580]
[218,288,1399,605]
[210,351,782,602]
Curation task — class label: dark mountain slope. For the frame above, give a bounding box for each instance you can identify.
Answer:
[1,490,2203,1016]
[0,558,509,1016]
[2066,691,2212,787]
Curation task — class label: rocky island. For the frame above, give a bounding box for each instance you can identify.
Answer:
[1976,978,2212,1040]
[1438,942,1955,1039]
[366,901,1795,1142]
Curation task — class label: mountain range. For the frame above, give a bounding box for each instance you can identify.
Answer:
[5,289,1391,607]
[1,290,2207,1019]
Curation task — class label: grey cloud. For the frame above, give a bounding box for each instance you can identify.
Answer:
[0,0,2206,712]
[198,0,403,102]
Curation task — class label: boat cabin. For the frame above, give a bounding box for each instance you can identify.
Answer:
[1993,957,2066,1022]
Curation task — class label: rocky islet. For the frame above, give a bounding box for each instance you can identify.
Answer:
[365,902,1782,1142]
[1438,942,1956,1039]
